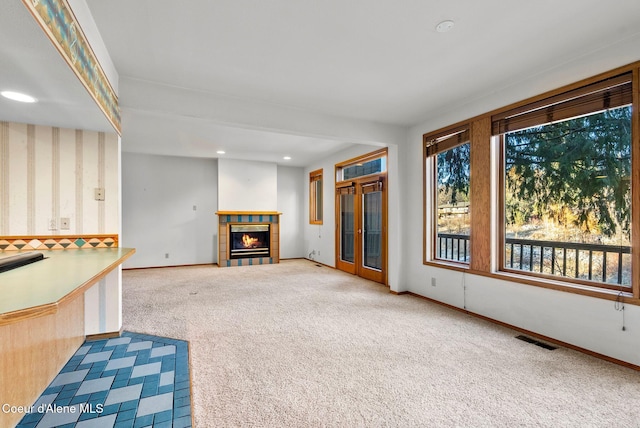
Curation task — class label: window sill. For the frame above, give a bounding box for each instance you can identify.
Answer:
[423,259,470,273]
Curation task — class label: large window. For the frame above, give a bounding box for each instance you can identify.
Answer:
[425,127,471,265]
[423,64,640,301]
[309,169,323,224]
[495,74,633,290]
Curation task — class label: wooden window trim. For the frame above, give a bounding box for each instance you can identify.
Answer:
[335,147,388,183]
[309,168,323,225]
[492,73,633,135]
[423,124,471,266]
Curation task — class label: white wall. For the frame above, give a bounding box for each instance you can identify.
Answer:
[277,165,305,259]
[121,153,218,268]
[218,158,277,211]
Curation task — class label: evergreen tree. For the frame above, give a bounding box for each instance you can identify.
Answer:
[437,142,470,205]
[505,106,631,239]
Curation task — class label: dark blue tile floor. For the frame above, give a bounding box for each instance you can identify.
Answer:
[16,331,191,428]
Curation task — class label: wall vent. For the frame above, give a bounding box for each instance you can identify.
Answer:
[515,335,558,350]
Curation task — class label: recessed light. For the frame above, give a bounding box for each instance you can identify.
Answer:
[283,156,292,160]
[216,150,225,154]
[435,20,454,33]
[1,90,37,103]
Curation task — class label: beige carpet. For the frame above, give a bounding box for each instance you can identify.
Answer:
[122,259,640,427]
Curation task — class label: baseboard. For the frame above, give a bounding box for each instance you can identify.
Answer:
[304,258,335,269]
[123,263,216,271]
[396,291,640,371]
[85,329,122,341]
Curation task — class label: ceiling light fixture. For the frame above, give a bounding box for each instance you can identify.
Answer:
[435,20,455,33]
[216,150,225,154]
[283,156,292,160]
[1,90,37,103]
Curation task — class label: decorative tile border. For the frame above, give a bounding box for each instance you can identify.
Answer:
[0,235,118,252]
[226,257,274,267]
[218,214,280,225]
[21,0,121,134]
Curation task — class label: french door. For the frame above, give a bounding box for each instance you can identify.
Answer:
[336,176,386,284]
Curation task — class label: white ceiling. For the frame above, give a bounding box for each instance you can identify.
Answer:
[0,2,113,132]
[3,0,640,167]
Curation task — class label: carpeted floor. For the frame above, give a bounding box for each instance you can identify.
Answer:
[122,259,640,427]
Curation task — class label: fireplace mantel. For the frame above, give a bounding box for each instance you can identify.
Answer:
[215,211,281,267]
[216,211,282,216]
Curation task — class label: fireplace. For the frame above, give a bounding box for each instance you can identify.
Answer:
[216,211,281,267]
[230,224,270,259]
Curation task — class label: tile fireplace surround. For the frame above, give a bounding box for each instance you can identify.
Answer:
[215,211,281,267]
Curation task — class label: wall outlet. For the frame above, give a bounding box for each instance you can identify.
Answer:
[60,217,70,230]
[193,205,197,211]
[165,253,170,259]
[431,277,437,287]
[48,218,57,230]
[94,187,105,201]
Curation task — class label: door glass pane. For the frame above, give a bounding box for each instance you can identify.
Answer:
[340,193,355,263]
[363,190,382,270]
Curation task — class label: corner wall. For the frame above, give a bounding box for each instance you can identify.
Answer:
[277,165,305,259]
[121,153,218,268]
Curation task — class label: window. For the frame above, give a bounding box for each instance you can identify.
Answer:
[425,126,471,264]
[494,73,633,290]
[422,64,640,301]
[336,149,387,182]
[309,169,323,224]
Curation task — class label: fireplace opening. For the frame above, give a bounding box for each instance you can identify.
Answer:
[230,224,270,259]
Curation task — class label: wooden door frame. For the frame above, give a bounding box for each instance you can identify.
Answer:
[334,148,388,285]
[357,176,387,284]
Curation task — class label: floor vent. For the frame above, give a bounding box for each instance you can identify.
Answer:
[515,335,558,350]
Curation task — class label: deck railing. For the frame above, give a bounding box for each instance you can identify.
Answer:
[437,233,470,263]
[437,234,631,286]
[504,237,630,285]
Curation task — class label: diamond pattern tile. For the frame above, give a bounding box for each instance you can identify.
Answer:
[16,332,191,428]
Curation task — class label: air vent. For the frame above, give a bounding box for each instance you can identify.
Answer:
[515,335,558,350]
